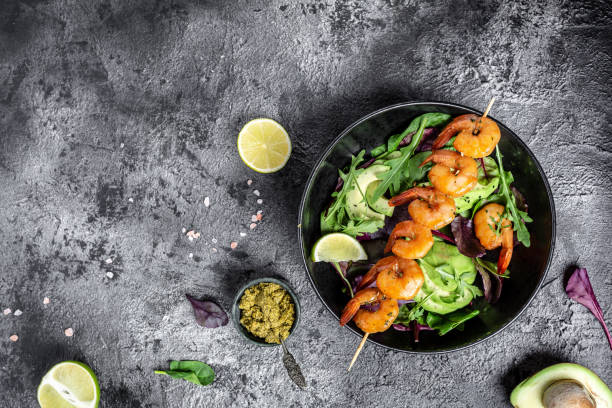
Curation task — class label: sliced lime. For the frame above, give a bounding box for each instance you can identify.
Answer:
[237,118,291,173]
[311,233,368,263]
[37,361,100,408]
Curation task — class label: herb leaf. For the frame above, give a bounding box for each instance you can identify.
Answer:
[155,360,215,386]
[386,113,451,154]
[186,295,229,328]
[494,146,532,247]
[426,309,480,336]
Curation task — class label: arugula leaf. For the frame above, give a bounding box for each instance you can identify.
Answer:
[400,151,432,190]
[494,146,532,247]
[155,360,215,386]
[386,113,451,153]
[322,150,365,227]
[371,120,427,201]
[426,309,480,336]
[341,218,384,237]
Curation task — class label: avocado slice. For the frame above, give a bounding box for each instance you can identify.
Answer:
[345,165,392,220]
[510,363,612,408]
[365,181,394,217]
[454,176,499,214]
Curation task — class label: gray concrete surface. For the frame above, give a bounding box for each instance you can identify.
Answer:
[1,0,611,407]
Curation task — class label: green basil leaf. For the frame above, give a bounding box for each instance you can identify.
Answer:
[155,360,215,386]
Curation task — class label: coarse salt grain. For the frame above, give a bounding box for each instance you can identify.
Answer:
[204,197,210,207]
[64,328,74,337]
[43,297,50,304]
[257,210,263,215]
[3,308,11,315]
[9,334,18,342]
[247,179,252,186]
[186,230,200,240]
[256,213,263,221]
[212,248,217,253]
[230,242,238,249]
[257,199,263,204]
[128,197,134,203]
[105,258,113,264]
[253,190,260,196]
[182,227,187,234]
[106,272,114,279]
[212,238,218,244]
[189,253,193,258]
[120,143,125,148]
[251,215,258,222]
[240,232,246,237]
[249,223,257,230]
[14,310,22,316]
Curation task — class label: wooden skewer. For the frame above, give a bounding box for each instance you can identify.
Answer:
[474,97,496,135]
[481,97,496,120]
[347,333,369,372]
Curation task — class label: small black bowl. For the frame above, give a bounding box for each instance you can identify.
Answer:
[231,277,301,346]
[298,101,556,353]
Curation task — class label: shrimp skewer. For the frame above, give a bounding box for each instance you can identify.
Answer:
[340,287,399,371]
[384,220,433,259]
[474,203,513,275]
[420,150,478,198]
[431,114,501,158]
[389,186,456,230]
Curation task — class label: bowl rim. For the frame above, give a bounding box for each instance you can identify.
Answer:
[297,100,556,354]
[231,277,301,347]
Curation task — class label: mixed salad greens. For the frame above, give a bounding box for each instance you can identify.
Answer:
[319,112,533,340]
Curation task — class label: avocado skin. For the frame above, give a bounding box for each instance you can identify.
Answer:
[510,363,612,408]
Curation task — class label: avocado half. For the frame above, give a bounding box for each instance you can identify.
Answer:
[510,363,612,408]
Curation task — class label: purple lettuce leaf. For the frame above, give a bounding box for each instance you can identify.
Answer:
[510,185,528,213]
[566,268,612,350]
[432,230,455,244]
[415,128,440,152]
[355,229,386,241]
[479,158,488,179]
[186,295,229,328]
[451,216,486,258]
[383,204,411,236]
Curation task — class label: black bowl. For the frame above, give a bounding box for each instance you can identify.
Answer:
[298,101,555,353]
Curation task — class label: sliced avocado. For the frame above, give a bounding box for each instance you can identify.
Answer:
[454,176,499,213]
[510,363,612,408]
[365,181,394,217]
[345,165,390,221]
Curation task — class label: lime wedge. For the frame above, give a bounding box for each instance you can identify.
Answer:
[37,361,100,408]
[311,233,368,262]
[237,118,291,173]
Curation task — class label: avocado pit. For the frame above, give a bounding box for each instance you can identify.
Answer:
[543,380,595,408]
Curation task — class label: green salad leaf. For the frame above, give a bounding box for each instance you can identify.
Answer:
[426,309,480,335]
[495,146,532,247]
[155,360,215,386]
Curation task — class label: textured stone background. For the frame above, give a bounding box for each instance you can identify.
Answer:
[1,0,611,407]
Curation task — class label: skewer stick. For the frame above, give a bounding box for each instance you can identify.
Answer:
[474,97,496,135]
[481,97,496,120]
[348,333,369,372]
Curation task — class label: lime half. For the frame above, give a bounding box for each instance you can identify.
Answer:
[37,361,100,408]
[237,118,291,173]
[311,233,368,263]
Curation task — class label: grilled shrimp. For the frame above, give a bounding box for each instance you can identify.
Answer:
[421,150,478,198]
[384,220,433,259]
[339,287,384,326]
[432,114,501,158]
[357,256,424,301]
[353,298,399,333]
[474,203,513,275]
[357,256,399,291]
[377,258,424,300]
[389,186,456,230]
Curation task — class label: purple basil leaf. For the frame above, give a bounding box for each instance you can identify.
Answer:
[398,131,416,148]
[432,230,455,244]
[510,185,528,213]
[416,127,440,152]
[186,295,229,328]
[358,156,377,169]
[383,204,411,236]
[451,216,486,258]
[475,263,493,303]
[565,268,612,350]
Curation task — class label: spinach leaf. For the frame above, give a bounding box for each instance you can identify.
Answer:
[426,309,480,336]
[494,146,532,247]
[155,360,215,386]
